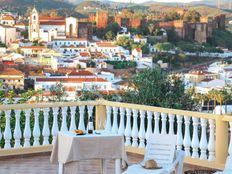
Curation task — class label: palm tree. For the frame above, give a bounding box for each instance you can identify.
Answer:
[194,93,205,112]
[215,90,225,115]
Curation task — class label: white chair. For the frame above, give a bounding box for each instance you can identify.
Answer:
[123,134,185,174]
[214,156,232,174]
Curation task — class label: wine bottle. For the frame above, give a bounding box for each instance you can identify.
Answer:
[88,116,94,134]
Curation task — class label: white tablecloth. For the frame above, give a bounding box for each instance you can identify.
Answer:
[50,131,127,174]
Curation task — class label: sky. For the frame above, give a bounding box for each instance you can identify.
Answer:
[110,0,203,3]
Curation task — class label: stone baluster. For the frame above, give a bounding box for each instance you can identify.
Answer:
[191,117,200,158]
[42,108,50,145]
[229,122,232,156]
[168,114,175,135]
[112,107,119,134]
[199,118,208,160]
[14,110,22,148]
[118,107,125,135]
[154,112,160,134]
[24,109,31,147]
[183,116,191,157]
[145,111,153,141]
[52,107,59,144]
[125,108,132,146]
[139,110,146,148]
[176,115,183,150]
[208,119,215,161]
[78,106,85,131]
[87,106,94,119]
[161,113,167,135]
[105,106,112,131]
[4,110,12,149]
[61,107,68,132]
[69,106,77,132]
[33,108,41,146]
[131,109,139,147]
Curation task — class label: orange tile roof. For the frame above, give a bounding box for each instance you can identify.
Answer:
[96,42,117,48]
[21,46,45,50]
[0,68,24,76]
[68,70,95,76]
[36,77,107,83]
[80,52,90,57]
[2,15,14,21]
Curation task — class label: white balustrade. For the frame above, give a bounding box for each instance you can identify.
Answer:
[4,110,12,149]
[112,107,119,134]
[154,112,160,134]
[42,108,50,145]
[199,118,208,160]
[161,113,167,135]
[118,107,125,135]
[145,111,153,141]
[131,109,139,147]
[14,110,22,148]
[33,108,41,146]
[228,122,232,156]
[138,110,146,148]
[168,114,175,135]
[105,106,112,131]
[176,115,183,150]
[78,106,85,130]
[191,117,200,158]
[125,108,132,146]
[52,107,59,144]
[183,116,191,157]
[24,109,31,147]
[208,119,215,161]
[61,107,68,132]
[69,106,77,132]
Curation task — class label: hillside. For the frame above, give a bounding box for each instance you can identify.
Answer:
[0,0,73,15]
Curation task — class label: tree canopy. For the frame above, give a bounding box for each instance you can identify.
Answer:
[183,10,201,23]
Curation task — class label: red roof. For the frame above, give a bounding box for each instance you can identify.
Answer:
[68,70,95,76]
[36,78,107,83]
[39,16,65,21]
[40,21,65,26]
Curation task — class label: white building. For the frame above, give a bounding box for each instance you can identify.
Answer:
[34,77,112,92]
[0,24,17,46]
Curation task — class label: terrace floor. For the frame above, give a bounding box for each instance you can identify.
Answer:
[0,152,217,174]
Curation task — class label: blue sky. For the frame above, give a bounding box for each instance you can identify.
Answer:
[110,0,203,3]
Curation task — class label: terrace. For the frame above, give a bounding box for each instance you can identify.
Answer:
[0,100,231,173]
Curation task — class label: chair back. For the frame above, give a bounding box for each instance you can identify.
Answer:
[144,134,177,166]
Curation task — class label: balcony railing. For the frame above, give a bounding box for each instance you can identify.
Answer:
[0,100,232,170]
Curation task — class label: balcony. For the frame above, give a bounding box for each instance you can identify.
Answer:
[0,100,232,173]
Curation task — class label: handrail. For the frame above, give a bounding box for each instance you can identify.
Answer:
[100,100,218,120]
[0,100,100,111]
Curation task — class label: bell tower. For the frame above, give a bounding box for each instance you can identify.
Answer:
[29,7,40,41]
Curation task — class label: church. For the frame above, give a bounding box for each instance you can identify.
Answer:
[28,8,92,42]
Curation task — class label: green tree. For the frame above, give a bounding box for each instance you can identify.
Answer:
[50,82,67,102]
[155,42,174,52]
[116,36,132,50]
[122,68,194,110]
[105,31,114,41]
[183,10,201,22]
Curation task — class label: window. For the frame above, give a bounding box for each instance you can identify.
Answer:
[33,16,36,20]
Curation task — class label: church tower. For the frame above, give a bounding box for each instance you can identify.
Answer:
[29,7,40,41]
